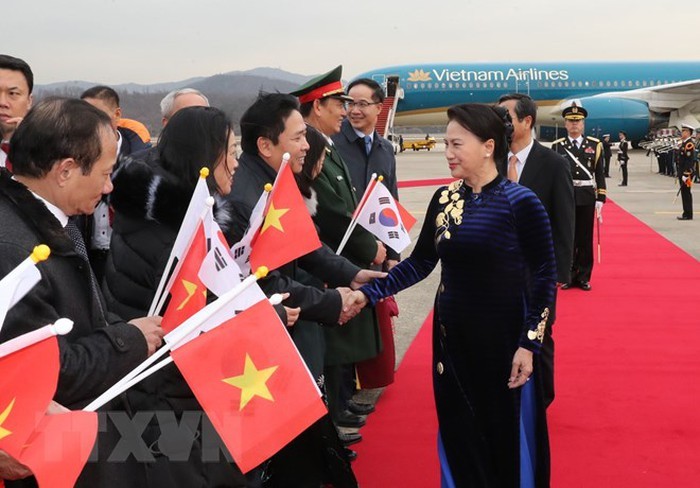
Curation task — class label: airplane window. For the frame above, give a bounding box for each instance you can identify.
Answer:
[448,83,452,89]
[628,81,632,86]
[585,81,590,86]
[621,81,626,87]
[606,81,611,87]
[462,82,467,88]
[469,82,473,88]
[558,81,563,87]
[643,81,647,86]
[489,82,494,88]
[441,83,446,89]
[421,83,425,89]
[613,81,618,87]
[635,81,640,87]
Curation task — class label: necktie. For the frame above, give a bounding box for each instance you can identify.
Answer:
[507,155,519,182]
[572,140,579,150]
[364,135,372,155]
[65,219,105,317]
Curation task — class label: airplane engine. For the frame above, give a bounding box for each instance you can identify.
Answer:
[576,97,668,142]
[540,97,670,143]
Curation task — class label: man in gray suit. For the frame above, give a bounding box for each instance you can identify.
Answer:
[498,93,575,408]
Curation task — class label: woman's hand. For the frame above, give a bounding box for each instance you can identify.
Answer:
[508,347,533,389]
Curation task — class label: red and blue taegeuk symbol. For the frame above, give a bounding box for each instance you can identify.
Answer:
[378,208,399,227]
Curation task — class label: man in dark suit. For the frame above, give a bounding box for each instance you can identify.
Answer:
[0,97,163,487]
[498,93,575,408]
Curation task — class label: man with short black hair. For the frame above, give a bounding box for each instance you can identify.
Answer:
[602,134,612,177]
[0,54,33,170]
[80,85,151,157]
[0,97,163,487]
[498,92,575,408]
[80,85,152,282]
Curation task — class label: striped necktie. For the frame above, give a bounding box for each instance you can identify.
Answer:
[65,219,105,318]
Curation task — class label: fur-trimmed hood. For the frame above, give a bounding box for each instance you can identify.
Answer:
[109,157,232,233]
[304,188,318,217]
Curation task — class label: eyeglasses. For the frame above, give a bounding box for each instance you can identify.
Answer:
[346,100,381,110]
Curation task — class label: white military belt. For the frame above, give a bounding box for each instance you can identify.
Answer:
[573,180,595,187]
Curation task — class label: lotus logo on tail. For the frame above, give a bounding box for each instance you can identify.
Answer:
[407,69,432,82]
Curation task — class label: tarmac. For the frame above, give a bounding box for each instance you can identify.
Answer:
[354,144,698,406]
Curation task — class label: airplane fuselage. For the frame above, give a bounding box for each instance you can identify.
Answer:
[355,62,700,141]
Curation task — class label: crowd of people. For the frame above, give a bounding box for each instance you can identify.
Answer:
[0,52,696,487]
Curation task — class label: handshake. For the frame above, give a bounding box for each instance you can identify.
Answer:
[336,268,385,324]
[336,288,370,324]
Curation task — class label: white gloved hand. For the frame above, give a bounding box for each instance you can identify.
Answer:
[682,175,689,183]
[595,201,604,223]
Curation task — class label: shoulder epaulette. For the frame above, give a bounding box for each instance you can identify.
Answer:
[586,136,600,143]
[552,137,566,144]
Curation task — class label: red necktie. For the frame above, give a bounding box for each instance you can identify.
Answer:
[1,142,12,172]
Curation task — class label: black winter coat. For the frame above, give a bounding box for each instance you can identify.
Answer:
[103,159,247,488]
[0,169,149,487]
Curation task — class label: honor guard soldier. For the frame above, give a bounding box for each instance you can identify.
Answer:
[676,123,695,220]
[551,101,606,291]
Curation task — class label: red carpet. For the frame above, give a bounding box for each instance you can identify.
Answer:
[353,201,700,487]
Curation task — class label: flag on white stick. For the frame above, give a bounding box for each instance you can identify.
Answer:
[0,245,51,332]
[149,169,212,316]
[354,181,416,254]
[231,183,272,277]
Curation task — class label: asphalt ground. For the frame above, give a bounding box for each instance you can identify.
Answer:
[354,143,698,406]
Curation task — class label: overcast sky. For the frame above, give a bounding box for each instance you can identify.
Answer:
[5,0,699,85]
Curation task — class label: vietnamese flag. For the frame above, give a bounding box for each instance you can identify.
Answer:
[396,199,417,232]
[171,299,327,473]
[249,163,321,271]
[0,336,59,458]
[18,410,97,488]
[162,222,208,333]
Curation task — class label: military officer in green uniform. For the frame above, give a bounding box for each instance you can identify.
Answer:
[551,101,607,291]
[291,66,386,432]
[677,123,695,220]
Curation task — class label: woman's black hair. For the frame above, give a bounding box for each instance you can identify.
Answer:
[295,124,328,198]
[446,103,513,163]
[158,106,233,193]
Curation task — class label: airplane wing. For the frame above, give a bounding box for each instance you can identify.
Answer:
[591,79,700,113]
[589,79,700,129]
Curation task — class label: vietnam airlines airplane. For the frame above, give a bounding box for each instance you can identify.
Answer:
[353,62,700,142]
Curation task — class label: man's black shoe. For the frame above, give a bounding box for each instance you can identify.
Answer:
[579,281,591,291]
[560,283,571,290]
[677,216,693,221]
[348,400,375,416]
[338,431,362,446]
[344,448,357,462]
[335,409,366,428]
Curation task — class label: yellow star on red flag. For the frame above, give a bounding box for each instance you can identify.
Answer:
[0,398,15,440]
[222,354,278,410]
[261,202,289,234]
